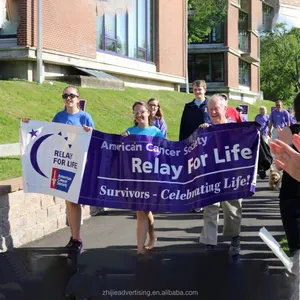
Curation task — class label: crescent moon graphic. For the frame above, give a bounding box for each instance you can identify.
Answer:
[30,134,54,178]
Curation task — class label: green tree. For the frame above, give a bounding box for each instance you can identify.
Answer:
[188,0,227,43]
[260,24,300,103]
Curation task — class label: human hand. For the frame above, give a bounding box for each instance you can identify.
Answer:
[121,131,130,137]
[82,125,92,132]
[292,134,300,152]
[199,123,210,129]
[269,139,300,182]
[22,118,31,123]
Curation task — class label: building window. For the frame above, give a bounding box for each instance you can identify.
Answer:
[262,3,274,31]
[188,53,224,83]
[239,0,248,12]
[198,23,224,44]
[0,0,20,38]
[96,0,155,62]
[238,10,249,52]
[239,59,250,87]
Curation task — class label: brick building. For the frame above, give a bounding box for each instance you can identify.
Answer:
[187,0,277,103]
[0,0,187,91]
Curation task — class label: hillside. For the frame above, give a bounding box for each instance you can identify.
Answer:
[0,80,275,180]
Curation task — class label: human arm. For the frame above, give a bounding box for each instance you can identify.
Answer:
[278,127,293,145]
[179,106,187,141]
[82,113,94,132]
[286,111,291,127]
[160,119,168,138]
[276,127,293,171]
[269,139,300,182]
[268,114,273,138]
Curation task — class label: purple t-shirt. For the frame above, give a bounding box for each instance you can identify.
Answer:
[255,114,269,136]
[290,115,296,125]
[153,118,167,138]
[269,109,290,128]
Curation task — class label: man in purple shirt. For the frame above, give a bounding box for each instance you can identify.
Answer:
[268,100,290,140]
[255,106,269,143]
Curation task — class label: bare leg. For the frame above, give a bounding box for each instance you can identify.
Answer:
[66,201,82,240]
[136,211,149,254]
[145,211,157,250]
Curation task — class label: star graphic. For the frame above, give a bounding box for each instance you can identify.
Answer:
[29,129,38,137]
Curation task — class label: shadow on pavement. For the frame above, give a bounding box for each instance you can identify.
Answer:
[0,180,291,299]
[0,244,297,300]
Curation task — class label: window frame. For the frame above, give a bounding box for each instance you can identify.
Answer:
[239,59,250,87]
[0,0,20,39]
[96,0,156,63]
[262,3,274,31]
[238,10,249,52]
[188,53,225,83]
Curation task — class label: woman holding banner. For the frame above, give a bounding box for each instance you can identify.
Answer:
[122,101,164,255]
[22,86,94,258]
[148,98,168,138]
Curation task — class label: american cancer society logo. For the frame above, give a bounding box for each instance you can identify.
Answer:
[28,128,77,193]
[50,168,75,193]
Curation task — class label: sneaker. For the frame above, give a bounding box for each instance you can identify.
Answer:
[229,236,241,256]
[205,244,216,251]
[66,237,73,247]
[67,239,83,260]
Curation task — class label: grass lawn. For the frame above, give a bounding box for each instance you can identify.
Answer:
[0,80,276,181]
[280,237,290,256]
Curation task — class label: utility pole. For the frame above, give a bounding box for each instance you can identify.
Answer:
[37,0,43,84]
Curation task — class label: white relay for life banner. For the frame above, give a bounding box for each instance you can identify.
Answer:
[20,120,92,203]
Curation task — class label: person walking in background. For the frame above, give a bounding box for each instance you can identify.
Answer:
[236,106,247,122]
[121,101,164,255]
[22,86,94,258]
[179,79,210,141]
[271,93,300,256]
[220,94,242,123]
[255,106,270,143]
[198,94,242,256]
[148,98,167,138]
[268,100,290,140]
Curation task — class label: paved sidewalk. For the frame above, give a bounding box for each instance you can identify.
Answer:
[25,177,285,260]
[1,177,296,300]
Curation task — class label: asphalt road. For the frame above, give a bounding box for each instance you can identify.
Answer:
[1,177,297,300]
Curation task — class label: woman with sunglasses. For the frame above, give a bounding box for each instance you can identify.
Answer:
[122,101,164,255]
[147,98,167,138]
[23,86,94,257]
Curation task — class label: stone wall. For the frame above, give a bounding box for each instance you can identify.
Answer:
[0,178,93,252]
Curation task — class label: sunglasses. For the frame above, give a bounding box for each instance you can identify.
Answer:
[132,109,147,115]
[62,93,79,99]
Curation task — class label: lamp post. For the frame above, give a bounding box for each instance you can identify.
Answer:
[185,0,189,93]
[37,0,43,84]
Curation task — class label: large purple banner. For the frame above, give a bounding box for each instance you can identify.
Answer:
[78,122,260,212]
